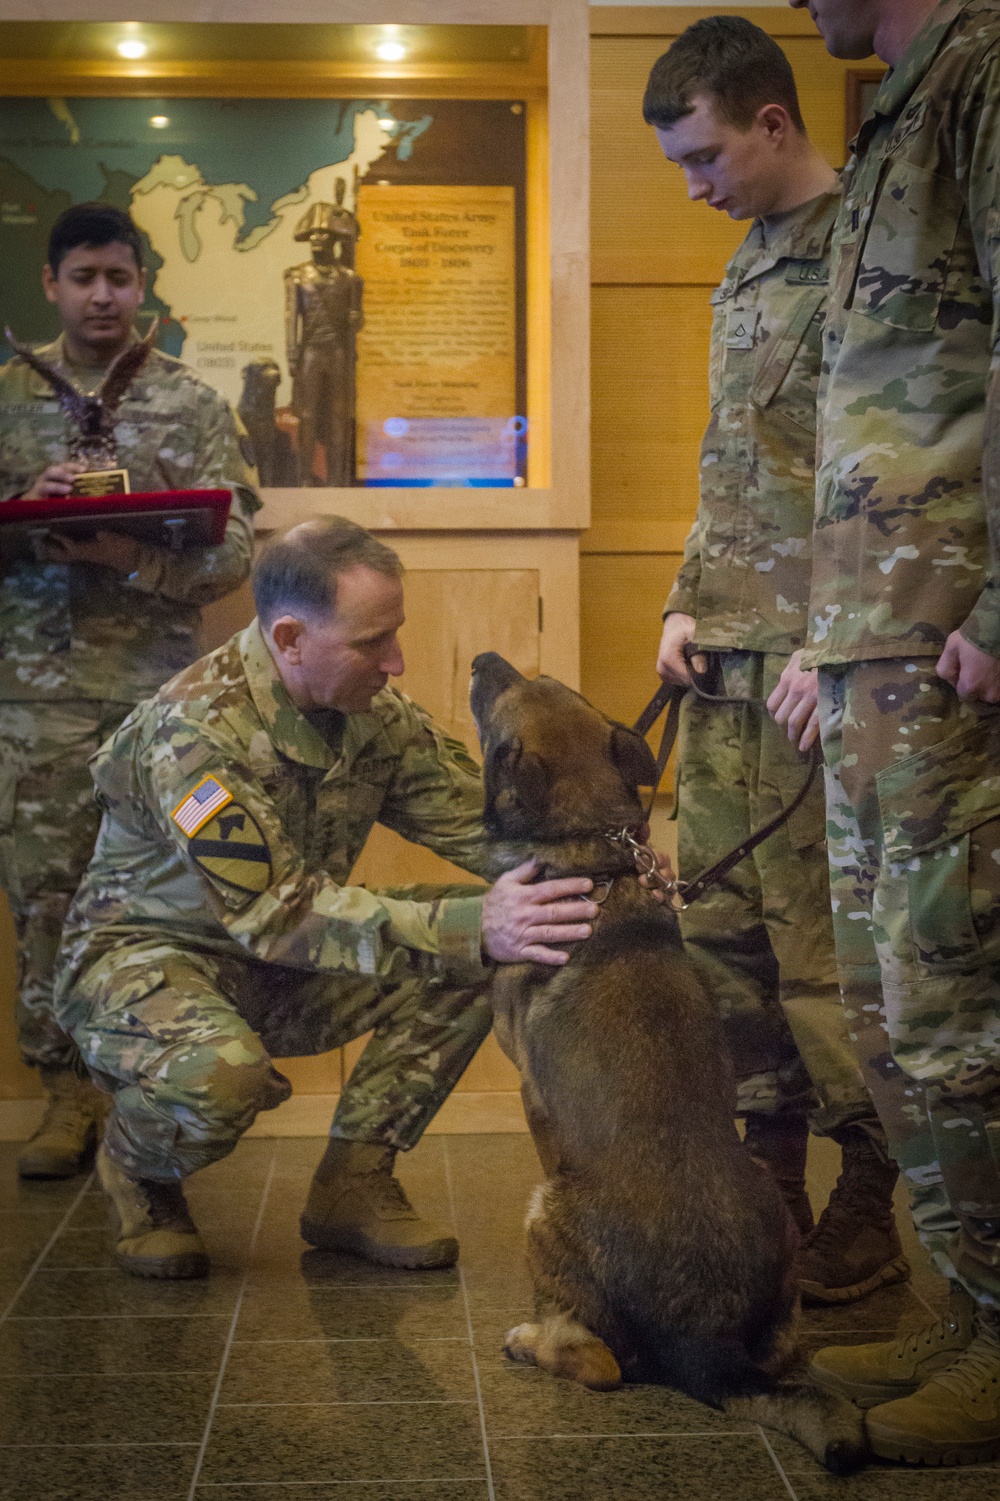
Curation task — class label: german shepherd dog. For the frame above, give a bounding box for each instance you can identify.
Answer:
[470,652,867,1475]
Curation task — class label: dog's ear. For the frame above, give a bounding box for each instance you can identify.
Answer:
[490,736,550,823]
[609,723,659,789]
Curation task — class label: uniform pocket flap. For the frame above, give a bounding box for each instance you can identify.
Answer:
[877,719,1000,858]
[750,286,825,409]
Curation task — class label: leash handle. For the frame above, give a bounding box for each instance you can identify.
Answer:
[627,648,823,906]
[631,680,685,819]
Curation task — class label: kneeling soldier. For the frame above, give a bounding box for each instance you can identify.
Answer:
[54,518,598,1278]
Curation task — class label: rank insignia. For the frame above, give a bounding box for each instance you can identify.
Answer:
[188,804,272,894]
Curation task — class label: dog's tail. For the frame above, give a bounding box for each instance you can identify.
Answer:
[725,1384,869,1475]
[641,1336,868,1475]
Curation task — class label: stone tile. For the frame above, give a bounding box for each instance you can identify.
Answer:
[10,1267,242,1319]
[798,1282,928,1338]
[247,1236,462,1291]
[234,1282,466,1343]
[198,1399,486,1486]
[0,1314,230,1375]
[194,1487,487,1501]
[0,1372,215,1446]
[489,1434,786,1501]
[220,1334,475,1405]
[785,1462,1000,1496]
[0,1443,196,1500]
[476,1356,753,1439]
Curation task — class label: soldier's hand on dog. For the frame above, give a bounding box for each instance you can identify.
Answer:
[935,630,1000,704]
[656,612,706,685]
[766,649,819,751]
[482,859,599,965]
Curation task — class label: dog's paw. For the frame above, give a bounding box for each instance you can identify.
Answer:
[504,1322,542,1367]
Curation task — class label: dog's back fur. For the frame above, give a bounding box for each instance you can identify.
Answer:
[471,653,867,1472]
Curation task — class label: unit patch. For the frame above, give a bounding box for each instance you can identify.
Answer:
[188,804,273,893]
[171,775,233,835]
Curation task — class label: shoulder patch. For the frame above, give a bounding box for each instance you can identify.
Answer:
[188,803,272,894]
[171,775,234,836]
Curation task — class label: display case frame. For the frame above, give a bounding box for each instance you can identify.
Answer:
[0,1,589,533]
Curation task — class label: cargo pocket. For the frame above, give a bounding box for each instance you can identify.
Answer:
[877,718,1000,976]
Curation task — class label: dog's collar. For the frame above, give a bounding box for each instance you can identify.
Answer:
[603,826,688,911]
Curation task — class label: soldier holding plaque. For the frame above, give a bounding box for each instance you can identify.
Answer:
[0,202,260,1181]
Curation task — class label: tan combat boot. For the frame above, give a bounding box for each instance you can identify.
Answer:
[866,1305,1000,1465]
[798,1125,910,1303]
[743,1111,815,1238]
[810,1285,976,1408]
[300,1139,459,1269]
[17,1067,109,1180]
[97,1142,209,1280]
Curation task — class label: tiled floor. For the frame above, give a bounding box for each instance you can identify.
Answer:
[0,1131,995,1501]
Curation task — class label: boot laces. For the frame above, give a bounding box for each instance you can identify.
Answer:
[931,1334,1000,1406]
[34,1091,94,1140]
[804,1196,865,1256]
[365,1172,416,1219]
[139,1178,190,1230]
[896,1311,961,1362]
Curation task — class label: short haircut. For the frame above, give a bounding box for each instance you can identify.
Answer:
[48,202,145,276]
[643,17,805,134]
[253,517,404,627]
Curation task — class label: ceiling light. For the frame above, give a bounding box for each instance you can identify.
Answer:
[378,117,395,129]
[117,39,148,60]
[375,42,406,61]
[150,115,169,129]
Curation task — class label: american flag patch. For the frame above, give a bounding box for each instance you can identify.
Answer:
[171,775,233,836]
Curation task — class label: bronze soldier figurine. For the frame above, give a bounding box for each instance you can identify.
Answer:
[284,196,364,487]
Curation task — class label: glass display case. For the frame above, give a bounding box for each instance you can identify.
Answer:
[0,15,585,519]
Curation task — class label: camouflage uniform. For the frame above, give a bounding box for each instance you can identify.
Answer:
[667,189,878,1137]
[0,335,259,1069]
[54,620,494,1183]
[805,0,1000,1305]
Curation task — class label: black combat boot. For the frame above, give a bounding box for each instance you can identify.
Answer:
[798,1124,910,1304]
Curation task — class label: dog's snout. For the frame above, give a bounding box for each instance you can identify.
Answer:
[471,652,522,686]
[470,653,525,726]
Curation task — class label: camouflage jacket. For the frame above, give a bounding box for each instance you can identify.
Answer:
[804,0,1000,666]
[0,335,260,701]
[666,188,839,653]
[56,620,490,994]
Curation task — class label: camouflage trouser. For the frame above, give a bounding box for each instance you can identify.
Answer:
[0,699,133,1070]
[676,651,880,1138]
[56,888,494,1183]
[818,659,1000,1307]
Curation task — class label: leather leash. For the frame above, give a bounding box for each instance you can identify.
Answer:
[612,646,822,911]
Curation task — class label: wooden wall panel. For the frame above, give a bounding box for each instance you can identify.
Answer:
[591,36,745,285]
[590,283,713,553]
[579,551,681,727]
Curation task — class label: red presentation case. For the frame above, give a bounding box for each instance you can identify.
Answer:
[0,489,232,551]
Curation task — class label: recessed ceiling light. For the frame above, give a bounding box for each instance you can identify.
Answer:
[117,39,148,60]
[150,115,169,129]
[375,42,406,62]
